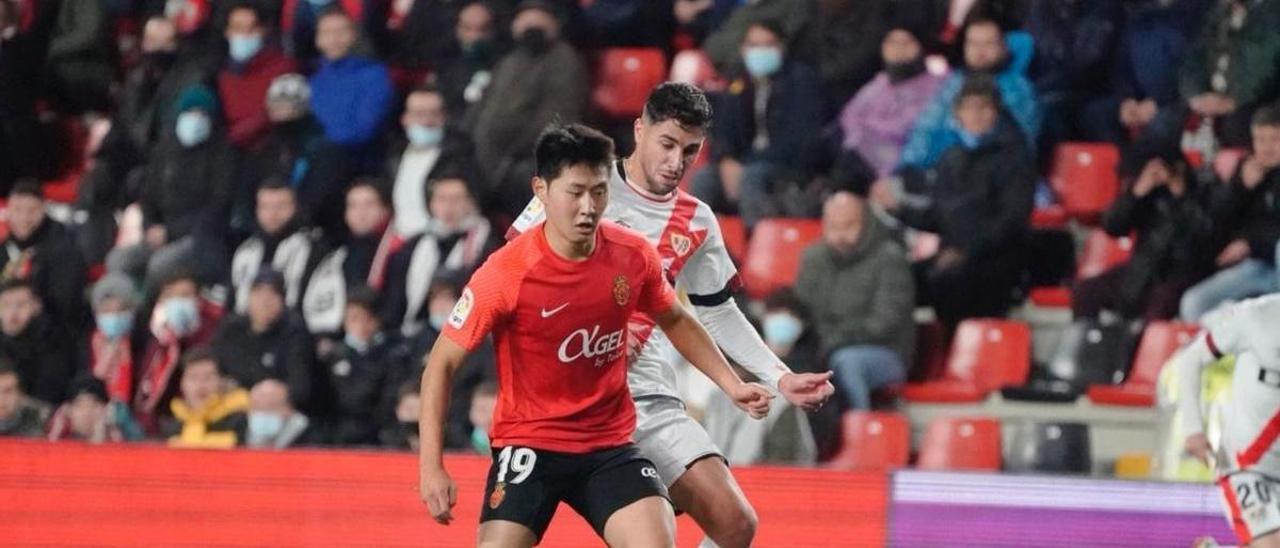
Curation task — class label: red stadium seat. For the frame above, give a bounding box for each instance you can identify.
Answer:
[918,416,1002,471]
[1030,204,1069,229]
[741,218,822,300]
[1087,321,1199,407]
[1215,148,1248,181]
[681,140,710,191]
[593,48,668,119]
[902,319,1031,403]
[1029,228,1133,307]
[910,321,949,382]
[715,215,746,264]
[1048,142,1121,223]
[828,411,909,470]
[669,48,723,91]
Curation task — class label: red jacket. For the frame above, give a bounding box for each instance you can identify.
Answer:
[218,47,299,148]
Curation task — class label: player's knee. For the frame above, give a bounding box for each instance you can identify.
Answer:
[710,502,757,548]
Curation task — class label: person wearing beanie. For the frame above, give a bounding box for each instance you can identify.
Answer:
[218,1,299,150]
[210,268,316,411]
[838,23,946,179]
[106,83,235,292]
[86,273,143,403]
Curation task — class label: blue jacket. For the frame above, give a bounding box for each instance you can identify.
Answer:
[899,32,1040,170]
[309,56,393,147]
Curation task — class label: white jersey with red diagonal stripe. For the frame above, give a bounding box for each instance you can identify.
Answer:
[508,160,739,400]
[1204,295,1280,474]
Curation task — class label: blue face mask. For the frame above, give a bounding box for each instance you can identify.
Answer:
[96,311,134,340]
[428,313,448,332]
[248,411,285,440]
[406,124,444,148]
[228,34,263,63]
[762,313,803,347]
[175,111,211,147]
[956,128,989,150]
[305,0,332,7]
[345,333,370,354]
[743,46,783,78]
[163,297,200,335]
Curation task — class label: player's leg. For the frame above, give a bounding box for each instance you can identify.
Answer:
[566,445,675,548]
[633,398,757,548]
[478,446,563,547]
[669,455,758,548]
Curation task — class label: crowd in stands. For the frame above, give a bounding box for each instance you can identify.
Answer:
[2,0,1280,467]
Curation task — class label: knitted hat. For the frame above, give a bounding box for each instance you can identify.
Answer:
[176,84,218,114]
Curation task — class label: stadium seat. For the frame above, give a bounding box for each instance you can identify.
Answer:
[1030,204,1069,229]
[715,215,746,264]
[41,116,89,204]
[1002,320,1138,402]
[918,416,1002,471]
[901,319,1032,403]
[669,48,722,91]
[680,139,710,191]
[1048,142,1121,224]
[1087,321,1200,407]
[1004,421,1091,474]
[741,218,822,300]
[827,411,909,471]
[1214,148,1248,181]
[910,321,949,382]
[593,48,668,119]
[1028,228,1133,307]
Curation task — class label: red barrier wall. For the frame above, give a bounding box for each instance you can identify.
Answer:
[0,440,886,547]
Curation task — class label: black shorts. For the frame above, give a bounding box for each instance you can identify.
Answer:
[479,443,669,542]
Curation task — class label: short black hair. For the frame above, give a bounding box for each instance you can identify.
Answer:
[427,276,463,303]
[0,358,17,381]
[159,269,200,291]
[0,278,36,299]
[9,178,44,201]
[533,123,615,182]
[317,5,353,24]
[954,74,1002,108]
[67,374,109,403]
[644,82,713,130]
[425,171,476,204]
[407,83,443,99]
[1254,104,1280,128]
[258,177,296,196]
[227,1,266,27]
[348,177,392,209]
[747,17,788,44]
[181,345,221,374]
[764,287,808,319]
[345,284,381,316]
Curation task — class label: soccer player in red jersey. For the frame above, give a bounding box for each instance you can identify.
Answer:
[418,123,774,547]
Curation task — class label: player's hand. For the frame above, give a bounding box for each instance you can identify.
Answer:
[778,371,835,412]
[1185,432,1212,466]
[729,382,774,419]
[420,466,458,525]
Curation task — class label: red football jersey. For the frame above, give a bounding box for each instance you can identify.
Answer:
[442,221,678,453]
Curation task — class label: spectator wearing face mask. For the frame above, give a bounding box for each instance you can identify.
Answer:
[469,0,589,216]
[793,192,914,410]
[107,84,234,292]
[315,286,410,446]
[133,272,224,433]
[218,2,299,151]
[0,280,76,407]
[210,270,315,410]
[245,378,317,449]
[385,85,479,239]
[86,274,144,404]
[381,175,493,336]
[692,18,827,229]
[47,375,143,443]
[162,346,249,449]
[436,1,503,122]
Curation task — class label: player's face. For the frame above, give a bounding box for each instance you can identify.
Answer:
[534,163,610,247]
[633,118,705,195]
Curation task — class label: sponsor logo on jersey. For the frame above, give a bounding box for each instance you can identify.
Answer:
[449,288,474,329]
[489,482,506,509]
[558,325,626,365]
[613,275,630,307]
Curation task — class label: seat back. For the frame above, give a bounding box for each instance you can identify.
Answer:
[1047,320,1139,388]
[715,215,746,264]
[918,416,1002,471]
[1004,421,1091,474]
[828,412,910,470]
[1077,229,1133,279]
[1126,321,1200,386]
[944,319,1032,391]
[741,219,823,299]
[1049,142,1121,219]
[593,48,668,118]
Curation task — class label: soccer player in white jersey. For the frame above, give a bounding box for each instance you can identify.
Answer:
[1177,294,1280,547]
[508,82,835,547]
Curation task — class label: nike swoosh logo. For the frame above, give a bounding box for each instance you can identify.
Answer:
[541,303,570,318]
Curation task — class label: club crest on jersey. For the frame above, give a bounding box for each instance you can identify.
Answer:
[489,482,506,509]
[670,233,693,257]
[449,288,475,329]
[613,275,630,306]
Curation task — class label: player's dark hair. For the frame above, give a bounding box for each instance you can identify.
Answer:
[643,82,712,130]
[533,123,615,183]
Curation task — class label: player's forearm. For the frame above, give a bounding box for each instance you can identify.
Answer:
[695,301,791,391]
[660,306,744,393]
[419,352,458,472]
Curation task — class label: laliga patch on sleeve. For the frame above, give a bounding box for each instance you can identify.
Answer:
[450,287,475,329]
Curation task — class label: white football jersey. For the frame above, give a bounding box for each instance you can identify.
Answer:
[1197,295,1280,473]
[509,161,739,400]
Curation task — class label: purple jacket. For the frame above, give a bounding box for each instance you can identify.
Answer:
[839,70,945,177]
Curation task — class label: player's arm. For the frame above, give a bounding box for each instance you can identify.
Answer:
[419,335,470,525]
[693,297,834,411]
[653,303,772,419]
[1174,331,1229,465]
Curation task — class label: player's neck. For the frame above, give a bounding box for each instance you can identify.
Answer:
[543,223,596,261]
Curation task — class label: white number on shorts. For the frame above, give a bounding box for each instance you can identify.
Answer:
[496,447,538,485]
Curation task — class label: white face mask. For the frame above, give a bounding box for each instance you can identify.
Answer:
[175,111,212,147]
